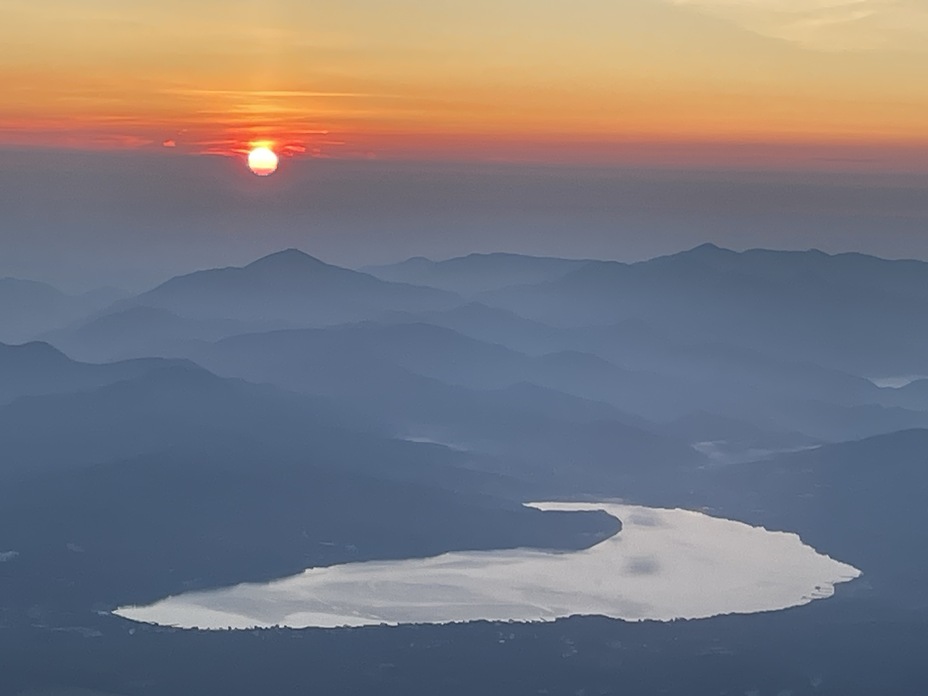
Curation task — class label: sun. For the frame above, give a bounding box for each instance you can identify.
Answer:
[247,146,279,176]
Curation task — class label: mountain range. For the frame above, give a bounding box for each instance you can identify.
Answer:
[4,242,928,625]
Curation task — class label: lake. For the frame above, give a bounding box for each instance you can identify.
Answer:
[114,502,861,629]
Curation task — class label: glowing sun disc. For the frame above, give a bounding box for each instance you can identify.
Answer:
[247,147,279,176]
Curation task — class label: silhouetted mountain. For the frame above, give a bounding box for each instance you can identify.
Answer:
[192,321,691,421]
[575,319,883,405]
[128,249,459,325]
[184,325,703,490]
[44,306,282,362]
[0,279,118,344]
[186,315,923,468]
[0,363,383,476]
[0,341,188,405]
[374,304,905,443]
[736,397,928,443]
[376,302,563,354]
[481,245,928,376]
[363,252,590,296]
[680,244,928,304]
[493,381,637,425]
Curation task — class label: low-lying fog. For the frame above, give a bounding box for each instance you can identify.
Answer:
[869,375,928,389]
[115,503,860,630]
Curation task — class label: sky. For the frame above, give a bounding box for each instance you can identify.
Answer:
[4,0,928,157]
[1,0,926,288]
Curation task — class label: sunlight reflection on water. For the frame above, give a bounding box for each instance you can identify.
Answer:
[114,503,860,630]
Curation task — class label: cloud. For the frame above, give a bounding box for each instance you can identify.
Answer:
[667,0,928,51]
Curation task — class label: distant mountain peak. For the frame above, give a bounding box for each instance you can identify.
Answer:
[686,242,734,255]
[684,244,840,260]
[403,256,433,264]
[246,248,329,271]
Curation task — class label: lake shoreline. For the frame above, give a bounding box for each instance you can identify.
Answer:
[115,502,860,631]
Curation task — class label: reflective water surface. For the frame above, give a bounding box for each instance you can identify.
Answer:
[115,503,861,630]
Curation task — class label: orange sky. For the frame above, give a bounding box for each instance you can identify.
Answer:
[3,0,927,167]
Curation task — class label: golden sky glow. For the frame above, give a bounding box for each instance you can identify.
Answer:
[2,0,927,164]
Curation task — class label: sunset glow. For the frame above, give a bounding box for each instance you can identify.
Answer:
[1,1,927,169]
